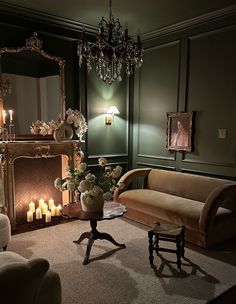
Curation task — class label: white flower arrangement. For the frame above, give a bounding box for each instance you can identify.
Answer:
[54,158,124,204]
[66,108,88,139]
[30,108,88,138]
[30,120,60,136]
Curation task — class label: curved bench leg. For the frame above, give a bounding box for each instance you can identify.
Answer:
[148,230,154,265]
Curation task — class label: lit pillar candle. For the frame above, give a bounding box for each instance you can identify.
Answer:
[51,205,57,216]
[2,110,6,124]
[56,204,62,216]
[27,210,33,222]
[45,211,51,223]
[48,198,54,210]
[42,203,48,215]
[29,201,35,213]
[9,109,13,122]
[36,207,42,219]
[39,199,45,210]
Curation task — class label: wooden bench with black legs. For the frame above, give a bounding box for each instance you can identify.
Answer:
[148,222,185,270]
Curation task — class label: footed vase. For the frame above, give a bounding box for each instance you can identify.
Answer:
[80,192,104,212]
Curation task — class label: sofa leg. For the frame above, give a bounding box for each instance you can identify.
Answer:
[3,245,7,251]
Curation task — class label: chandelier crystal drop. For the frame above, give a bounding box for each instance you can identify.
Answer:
[77,0,144,85]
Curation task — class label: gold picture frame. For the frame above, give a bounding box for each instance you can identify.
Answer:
[166,112,193,152]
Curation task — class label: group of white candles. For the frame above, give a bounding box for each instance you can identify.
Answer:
[27,198,62,223]
[2,109,14,124]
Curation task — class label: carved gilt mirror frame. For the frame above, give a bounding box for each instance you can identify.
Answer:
[0,32,66,139]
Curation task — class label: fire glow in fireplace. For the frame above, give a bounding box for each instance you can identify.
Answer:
[14,156,67,224]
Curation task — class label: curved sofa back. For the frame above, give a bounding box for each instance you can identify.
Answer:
[147,169,235,202]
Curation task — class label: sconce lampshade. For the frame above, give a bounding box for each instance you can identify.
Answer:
[106,106,120,115]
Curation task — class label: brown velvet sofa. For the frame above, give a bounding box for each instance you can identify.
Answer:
[114,168,236,248]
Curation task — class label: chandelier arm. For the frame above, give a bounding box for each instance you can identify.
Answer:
[109,0,112,22]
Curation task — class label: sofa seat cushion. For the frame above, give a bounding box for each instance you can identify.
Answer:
[119,189,232,231]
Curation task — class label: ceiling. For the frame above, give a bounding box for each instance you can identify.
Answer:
[1,0,236,36]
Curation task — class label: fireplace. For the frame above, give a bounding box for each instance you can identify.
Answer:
[0,140,82,228]
[14,156,67,224]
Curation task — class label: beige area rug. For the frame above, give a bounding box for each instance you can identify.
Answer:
[7,218,236,304]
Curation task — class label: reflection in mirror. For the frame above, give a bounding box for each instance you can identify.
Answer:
[0,33,66,139]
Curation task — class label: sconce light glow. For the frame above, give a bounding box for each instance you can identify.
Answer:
[105,106,120,125]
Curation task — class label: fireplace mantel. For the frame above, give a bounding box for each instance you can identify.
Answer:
[0,140,83,226]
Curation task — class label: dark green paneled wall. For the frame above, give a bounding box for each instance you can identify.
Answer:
[137,41,180,160]
[86,69,128,158]
[134,17,236,179]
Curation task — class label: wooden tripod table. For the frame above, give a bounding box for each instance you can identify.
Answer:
[62,201,127,265]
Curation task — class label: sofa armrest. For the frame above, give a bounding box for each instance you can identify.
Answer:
[199,184,236,233]
[113,168,151,202]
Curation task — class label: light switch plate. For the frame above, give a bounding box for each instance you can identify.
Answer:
[218,129,227,139]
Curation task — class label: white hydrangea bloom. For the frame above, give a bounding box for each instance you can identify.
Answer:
[103,191,113,200]
[90,186,103,197]
[54,178,63,189]
[85,173,96,182]
[78,162,87,171]
[111,165,122,178]
[78,180,90,192]
[67,181,76,191]
[98,157,107,167]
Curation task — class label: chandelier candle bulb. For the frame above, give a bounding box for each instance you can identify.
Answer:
[27,210,33,222]
[45,211,51,223]
[48,198,54,210]
[35,207,42,219]
[29,201,35,213]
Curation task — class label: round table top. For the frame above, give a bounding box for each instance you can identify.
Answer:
[62,201,127,221]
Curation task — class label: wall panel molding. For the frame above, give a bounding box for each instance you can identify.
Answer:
[180,168,236,181]
[88,153,128,159]
[137,162,176,171]
[137,154,175,161]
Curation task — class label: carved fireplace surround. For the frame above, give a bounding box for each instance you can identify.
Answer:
[0,140,82,227]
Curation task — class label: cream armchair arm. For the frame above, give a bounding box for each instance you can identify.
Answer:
[0,251,61,304]
[114,168,151,202]
[199,184,236,233]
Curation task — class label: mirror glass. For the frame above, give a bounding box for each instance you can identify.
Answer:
[0,33,65,139]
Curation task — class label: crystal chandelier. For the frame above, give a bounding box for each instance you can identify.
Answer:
[77,0,144,85]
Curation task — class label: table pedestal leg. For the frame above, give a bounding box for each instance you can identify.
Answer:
[74,219,126,265]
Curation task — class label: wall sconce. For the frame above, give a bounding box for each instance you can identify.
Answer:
[105,106,120,125]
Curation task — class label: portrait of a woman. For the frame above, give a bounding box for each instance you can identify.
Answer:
[167,112,193,152]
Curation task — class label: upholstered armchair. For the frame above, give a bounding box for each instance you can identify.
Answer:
[0,213,11,251]
[0,251,62,304]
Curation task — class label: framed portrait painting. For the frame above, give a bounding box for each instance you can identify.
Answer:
[166,112,193,152]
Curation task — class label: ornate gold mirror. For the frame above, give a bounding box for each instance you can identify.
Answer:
[0,32,66,139]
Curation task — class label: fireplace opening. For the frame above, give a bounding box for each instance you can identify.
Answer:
[14,155,69,225]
